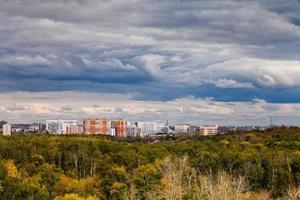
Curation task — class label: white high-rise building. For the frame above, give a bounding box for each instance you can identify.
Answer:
[127,124,139,137]
[135,122,159,137]
[2,123,11,136]
[46,120,78,134]
[157,122,167,133]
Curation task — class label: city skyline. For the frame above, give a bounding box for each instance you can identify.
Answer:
[1,0,300,125]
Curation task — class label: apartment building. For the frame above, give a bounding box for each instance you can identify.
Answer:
[111,119,127,137]
[66,125,84,134]
[135,122,159,137]
[84,118,110,135]
[46,120,78,134]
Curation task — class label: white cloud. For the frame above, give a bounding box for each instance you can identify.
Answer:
[133,54,165,78]
[211,79,254,89]
[173,57,300,88]
[1,92,300,126]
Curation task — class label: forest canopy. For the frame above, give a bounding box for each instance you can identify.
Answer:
[0,127,299,199]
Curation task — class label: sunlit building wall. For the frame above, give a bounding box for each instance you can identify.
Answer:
[46,120,78,134]
[199,124,218,135]
[84,118,110,135]
[111,119,127,137]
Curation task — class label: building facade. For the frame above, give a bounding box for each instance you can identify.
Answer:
[84,119,110,135]
[174,124,190,135]
[66,125,84,134]
[3,123,11,136]
[111,119,127,137]
[29,123,46,133]
[135,122,159,137]
[199,124,218,135]
[127,124,139,137]
[46,120,78,134]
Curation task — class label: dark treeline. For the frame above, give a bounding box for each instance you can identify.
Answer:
[0,127,299,199]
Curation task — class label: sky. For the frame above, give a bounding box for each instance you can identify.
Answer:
[1,0,300,125]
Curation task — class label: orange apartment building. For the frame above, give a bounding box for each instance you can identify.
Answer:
[84,118,110,135]
[111,119,127,137]
[66,125,84,134]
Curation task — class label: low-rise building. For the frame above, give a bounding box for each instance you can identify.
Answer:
[199,124,218,135]
[11,124,31,133]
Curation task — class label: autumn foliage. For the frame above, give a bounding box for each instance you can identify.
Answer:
[0,127,299,199]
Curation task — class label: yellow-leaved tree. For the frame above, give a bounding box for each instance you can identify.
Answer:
[5,160,20,178]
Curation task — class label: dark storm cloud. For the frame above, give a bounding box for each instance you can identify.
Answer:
[0,0,300,104]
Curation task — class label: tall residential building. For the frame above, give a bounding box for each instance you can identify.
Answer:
[46,120,78,134]
[199,124,218,135]
[66,125,84,134]
[111,119,127,137]
[84,119,110,135]
[3,123,11,136]
[135,122,159,137]
[127,124,139,137]
[46,120,60,133]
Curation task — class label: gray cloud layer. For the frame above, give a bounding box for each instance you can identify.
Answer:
[1,0,300,123]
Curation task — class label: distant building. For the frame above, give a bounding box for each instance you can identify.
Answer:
[199,124,218,135]
[46,120,78,134]
[66,125,84,134]
[157,122,168,133]
[174,124,190,135]
[135,122,159,137]
[84,119,110,135]
[127,124,139,137]
[111,119,127,137]
[218,126,236,134]
[12,124,30,133]
[190,125,200,132]
[3,123,11,136]
[46,120,60,133]
[110,128,116,137]
[29,123,46,133]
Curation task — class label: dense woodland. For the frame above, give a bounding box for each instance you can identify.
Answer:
[0,128,299,200]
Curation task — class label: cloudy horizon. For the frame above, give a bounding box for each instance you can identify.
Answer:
[1,0,300,125]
